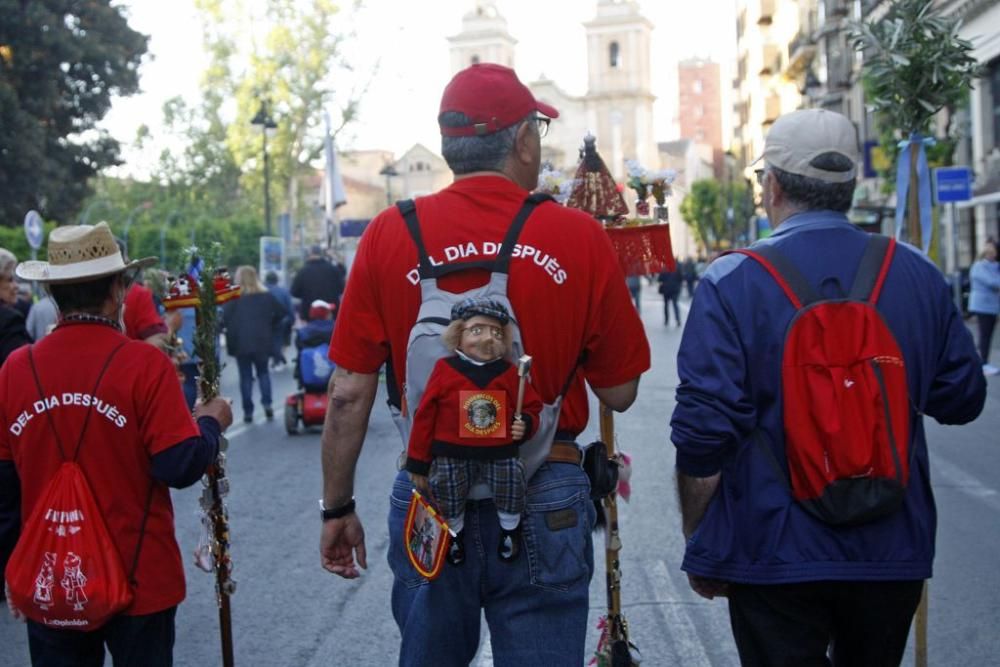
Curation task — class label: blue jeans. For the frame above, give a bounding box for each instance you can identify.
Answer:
[387,463,596,667]
[27,607,176,666]
[236,353,272,417]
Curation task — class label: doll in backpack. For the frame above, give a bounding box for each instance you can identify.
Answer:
[405,297,542,565]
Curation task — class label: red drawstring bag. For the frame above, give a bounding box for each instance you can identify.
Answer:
[5,462,135,630]
[4,343,151,631]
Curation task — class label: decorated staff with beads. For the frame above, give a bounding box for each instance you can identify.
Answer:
[562,136,669,667]
[163,244,240,667]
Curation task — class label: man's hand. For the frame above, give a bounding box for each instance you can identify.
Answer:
[4,582,24,622]
[194,397,234,431]
[320,514,367,579]
[511,417,525,441]
[408,472,430,497]
[687,574,729,600]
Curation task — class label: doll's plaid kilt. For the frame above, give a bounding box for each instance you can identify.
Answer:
[430,456,526,519]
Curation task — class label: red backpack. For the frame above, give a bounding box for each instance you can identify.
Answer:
[4,343,152,630]
[734,235,911,525]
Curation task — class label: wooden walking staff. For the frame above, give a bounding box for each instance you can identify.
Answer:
[164,245,241,667]
[597,403,640,667]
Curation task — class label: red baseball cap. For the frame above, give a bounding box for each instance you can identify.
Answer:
[439,63,559,137]
[308,299,335,320]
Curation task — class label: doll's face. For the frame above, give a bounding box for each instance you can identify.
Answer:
[457,314,505,362]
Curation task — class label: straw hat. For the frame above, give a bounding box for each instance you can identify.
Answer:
[16,222,156,283]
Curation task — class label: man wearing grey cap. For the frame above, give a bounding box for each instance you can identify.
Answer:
[670,109,985,665]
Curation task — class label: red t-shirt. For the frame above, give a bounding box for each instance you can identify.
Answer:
[0,322,200,615]
[407,357,543,468]
[329,175,650,435]
[124,284,168,341]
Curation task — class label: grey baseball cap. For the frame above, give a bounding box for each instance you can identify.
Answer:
[753,109,860,184]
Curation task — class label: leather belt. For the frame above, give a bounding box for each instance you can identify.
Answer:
[546,441,582,465]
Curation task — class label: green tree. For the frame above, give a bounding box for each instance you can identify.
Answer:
[197,0,367,227]
[0,1,147,226]
[680,179,726,251]
[720,179,754,247]
[851,0,979,249]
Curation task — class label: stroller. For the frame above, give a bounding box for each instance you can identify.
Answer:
[284,303,335,434]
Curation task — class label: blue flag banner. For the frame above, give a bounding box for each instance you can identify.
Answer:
[895,133,934,253]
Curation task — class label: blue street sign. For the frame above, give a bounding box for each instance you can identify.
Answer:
[23,210,43,250]
[933,167,972,204]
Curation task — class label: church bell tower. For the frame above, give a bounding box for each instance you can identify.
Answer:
[447,2,517,75]
[583,0,656,178]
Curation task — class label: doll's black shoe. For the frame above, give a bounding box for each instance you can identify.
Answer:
[498,526,521,563]
[447,530,465,566]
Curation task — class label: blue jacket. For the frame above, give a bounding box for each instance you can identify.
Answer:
[671,211,986,584]
[968,259,1000,315]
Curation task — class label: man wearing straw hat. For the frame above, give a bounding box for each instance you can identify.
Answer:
[0,222,233,665]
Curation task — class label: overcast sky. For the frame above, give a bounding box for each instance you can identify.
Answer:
[103,0,737,176]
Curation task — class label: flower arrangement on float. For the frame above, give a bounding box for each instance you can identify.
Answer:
[624,159,677,222]
[537,163,577,204]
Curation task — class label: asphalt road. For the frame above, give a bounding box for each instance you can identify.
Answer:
[3,282,1000,666]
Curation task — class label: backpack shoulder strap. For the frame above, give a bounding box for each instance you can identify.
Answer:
[397,193,554,280]
[848,235,896,304]
[494,192,554,274]
[726,245,820,309]
[28,340,127,462]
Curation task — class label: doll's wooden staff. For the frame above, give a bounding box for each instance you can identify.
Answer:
[513,355,533,421]
[164,245,240,667]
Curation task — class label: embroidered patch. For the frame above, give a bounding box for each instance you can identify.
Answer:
[459,390,507,438]
[544,508,578,532]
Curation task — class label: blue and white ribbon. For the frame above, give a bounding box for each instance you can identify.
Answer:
[895,133,935,253]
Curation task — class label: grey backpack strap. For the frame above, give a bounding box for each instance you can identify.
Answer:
[750,245,821,307]
[847,235,894,303]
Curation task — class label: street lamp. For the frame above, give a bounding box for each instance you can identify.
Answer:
[78,199,112,226]
[251,102,278,236]
[123,201,152,255]
[161,211,181,267]
[379,163,399,208]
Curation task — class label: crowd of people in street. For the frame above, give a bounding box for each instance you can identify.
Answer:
[0,61,996,667]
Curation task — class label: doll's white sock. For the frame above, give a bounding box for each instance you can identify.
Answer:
[497,511,520,531]
[449,513,465,535]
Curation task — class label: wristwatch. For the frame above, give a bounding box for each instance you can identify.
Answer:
[319,497,356,521]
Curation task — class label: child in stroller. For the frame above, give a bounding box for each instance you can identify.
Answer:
[284,300,336,434]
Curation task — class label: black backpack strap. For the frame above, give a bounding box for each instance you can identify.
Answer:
[397,193,554,280]
[494,192,554,274]
[397,199,434,280]
[848,235,896,304]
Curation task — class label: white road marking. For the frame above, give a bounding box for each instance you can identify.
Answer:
[932,456,1000,513]
[645,559,713,667]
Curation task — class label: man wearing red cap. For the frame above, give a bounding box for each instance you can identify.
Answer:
[319,63,649,665]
